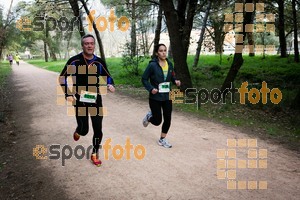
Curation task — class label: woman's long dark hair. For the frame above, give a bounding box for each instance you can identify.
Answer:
[153,43,167,59]
[154,43,167,53]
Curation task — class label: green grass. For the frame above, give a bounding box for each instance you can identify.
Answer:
[27,58,147,87]
[26,55,300,149]
[105,57,149,86]
[0,62,12,87]
[27,55,300,105]
[0,62,12,122]
[187,55,300,89]
[26,60,66,73]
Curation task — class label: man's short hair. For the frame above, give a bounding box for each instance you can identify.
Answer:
[81,34,95,46]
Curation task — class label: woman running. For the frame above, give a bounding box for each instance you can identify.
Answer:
[141,44,181,148]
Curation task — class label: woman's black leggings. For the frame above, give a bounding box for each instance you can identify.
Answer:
[149,99,172,134]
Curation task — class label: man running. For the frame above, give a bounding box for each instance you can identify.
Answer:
[59,34,115,166]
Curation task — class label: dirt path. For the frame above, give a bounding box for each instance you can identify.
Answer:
[1,61,299,199]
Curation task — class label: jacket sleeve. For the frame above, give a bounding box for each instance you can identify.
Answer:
[58,59,76,99]
[99,61,114,85]
[142,63,154,92]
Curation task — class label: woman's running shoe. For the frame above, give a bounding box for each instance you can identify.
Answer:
[142,111,152,127]
[158,138,172,148]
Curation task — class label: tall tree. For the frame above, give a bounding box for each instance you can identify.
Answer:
[221,0,254,92]
[102,0,152,58]
[68,0,85,37]
[247,0,255,57]
[278,0,287,57]
[208,17,226,54]
[206,1,231,55]
[130,0,137,57]
[291,88,300,110]
[160,0,198,89]
[292,0,299,62]
[79,0,106,61]
[192,1,212,70]
[9,0,83,60]
[0,0,14,59]
[152,4,162,58]
[35,0,59,61]
[43,39,48,62]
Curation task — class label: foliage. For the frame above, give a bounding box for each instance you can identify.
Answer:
[0,62,11,86]
[121,42,146,76]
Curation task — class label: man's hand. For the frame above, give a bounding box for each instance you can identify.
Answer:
[107,84,115,93]
[151,88,158,94]
[175,80,181,87]
[66,96,75,102]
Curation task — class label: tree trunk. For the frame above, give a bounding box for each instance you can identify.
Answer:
[44,23,56,61]
[291,88,300,110]
[43,40,48,62]
[247,0,255,57]
[292,0,299,62]
[143,27,148,56]
[152,5,162,58]
[247,32,255,56]
[66,31,73,59]
[160,0,197,89]
[278,0,287,57]
[49,44,57,61]
[139,20,148,56]
[181,1,198,56]
[221,0,253,92]
[0,0,13,60]
[68,0,85,37]
[221,54,243,91]
[192,1,211,70]
[214,33,224,54]
[0,41,4,60]
[130,0,137,58]
[210,16,225,55]
[80,0,106,62]
[50,51,57,61]
[168,44,173,59]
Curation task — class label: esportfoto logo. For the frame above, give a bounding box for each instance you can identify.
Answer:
[16,9,130,32]
[33,138,146,166]
[170,81,282,110]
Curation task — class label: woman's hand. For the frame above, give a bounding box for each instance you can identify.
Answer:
[175,80,181,87]
[151,88,158,94]
[107,84,115,93]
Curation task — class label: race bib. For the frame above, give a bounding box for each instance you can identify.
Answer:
[159,82,170,93]
[79,91,97,103]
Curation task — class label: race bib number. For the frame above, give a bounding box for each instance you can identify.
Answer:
[159,82,170,93]
[79,91,97,103]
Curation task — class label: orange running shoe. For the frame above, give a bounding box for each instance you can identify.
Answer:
[91,153,102,166]
[73,131,80,141]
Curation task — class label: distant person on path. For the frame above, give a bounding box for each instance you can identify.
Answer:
[141,44,181,148]
[7,55,13,66]
[15,54,21,66]
[59,34,115,166]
